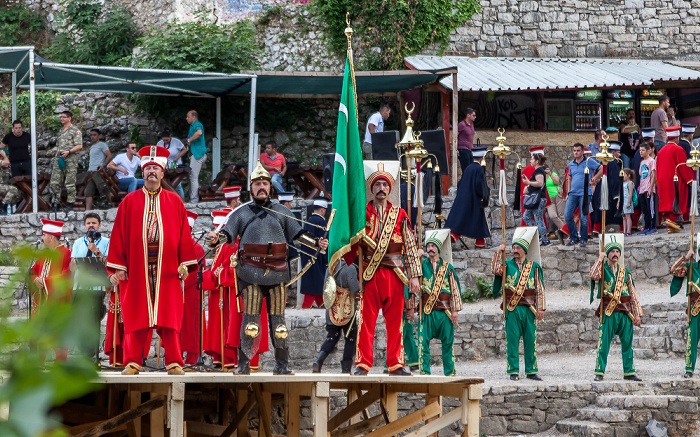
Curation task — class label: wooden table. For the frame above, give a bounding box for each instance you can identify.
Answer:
[162,168,191,193]
[11,174,51,213]
[287,165,329,199]
[56,372,483,437]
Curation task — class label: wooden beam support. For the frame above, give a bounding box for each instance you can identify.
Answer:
[75,395,166,437]
[364,401,441,437]
[221,393,256,437]
[328,385,381,431]
[403,407,462,437]
[425,394,442,437]
[331,415,385,437]
[286,384,301,436]
[169,382,185,437]
[312,382,330,437]
[253,384,272,437]
[127,388,142,437]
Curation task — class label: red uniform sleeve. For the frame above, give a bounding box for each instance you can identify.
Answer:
[106,199,129,275]
[177,202,198,273]
[678,148,694,184]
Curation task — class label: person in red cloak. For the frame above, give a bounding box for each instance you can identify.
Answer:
[30,219,72,362]
[657,125,693,232]
[107,145,198,375]
[180,210,204,367]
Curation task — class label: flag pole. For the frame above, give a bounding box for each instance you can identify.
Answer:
[680,143,700,323]
[595,135,614,325]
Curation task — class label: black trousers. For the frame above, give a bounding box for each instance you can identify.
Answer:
[10,159,31,177]
[320,320,357,362]
[640,192,655,230]
[458,149,473,172]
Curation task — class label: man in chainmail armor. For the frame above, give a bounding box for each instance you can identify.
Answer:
[208,161,328,375]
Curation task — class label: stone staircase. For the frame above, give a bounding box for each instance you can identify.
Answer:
[556,392,698,437]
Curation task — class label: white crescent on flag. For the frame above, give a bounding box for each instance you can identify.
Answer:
[339,103,348,124]
[334,153,347,175]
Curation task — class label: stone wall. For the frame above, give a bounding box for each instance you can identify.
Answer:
[445,0,700,60]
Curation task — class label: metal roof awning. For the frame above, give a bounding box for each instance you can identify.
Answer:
[237,68,456,97]
[404,56,700,92]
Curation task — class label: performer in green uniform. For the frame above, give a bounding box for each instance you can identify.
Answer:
[417,228,462,376]
[670,233,700,378]
[491,227,545,381]
[589,234,642,381]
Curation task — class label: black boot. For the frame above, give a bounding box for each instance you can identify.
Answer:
[236,349,251,375]
[272,348,294,375]
[313,351,329,373]
[341,360,353,374]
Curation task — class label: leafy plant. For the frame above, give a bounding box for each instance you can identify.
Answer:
[0,90,64,133]
[311,0,480,69]
[461,276,493,303]
[0,244,99,437]
[0,4,46,47]
[45,0,139,66]
[126,9,260,73]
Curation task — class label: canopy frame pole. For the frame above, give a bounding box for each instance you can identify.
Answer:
[213,96,221,176]
[451,72,458,187]
[29,49,37,213]
[247,77,257,189]
[11,72,17,121]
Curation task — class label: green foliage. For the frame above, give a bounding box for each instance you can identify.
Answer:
[129,125,144,148]
[126,9,260,73]
[257,4,284,27]
[0,91,64,133]
[45,1,139,66]
[311,0,480,69]
[0,244,99,437]
[461,276,493,303]
[0,4,46,47]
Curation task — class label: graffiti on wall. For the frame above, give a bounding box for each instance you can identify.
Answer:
[494,94,536,130]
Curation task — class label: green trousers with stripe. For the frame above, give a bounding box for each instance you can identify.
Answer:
[418,310,455,376]
[595,311,636,376]
[686,313,700,373]
[505,305,538,375]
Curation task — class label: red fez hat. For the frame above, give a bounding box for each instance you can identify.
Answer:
[138,145,169,170]
[41,218,64,236]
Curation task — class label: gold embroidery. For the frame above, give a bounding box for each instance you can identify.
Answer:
[424,261,449,315]
[363,206,400,282]
[603,264,626,317]
[507,261,533,311]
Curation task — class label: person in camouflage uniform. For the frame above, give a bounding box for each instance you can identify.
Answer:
[49,110,83,212]
[0,149,21,211]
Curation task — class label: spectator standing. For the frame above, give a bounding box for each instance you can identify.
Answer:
[522,153,552,247]
[619,110,639,169]
[108,142,144,193]
[544,162,567,244]
[186,110,206,203]
[621,169,636,236]
[1,120,32,177]
[651,95,670,151]
[84,129,113,210]
[667,106,680,127]
[637,143,657,235]
[362,104,390,160]
[49,110,83,212]
[457,108,476,171]
[564,143,602,247]
[157,129,187,199]
[260,141,287,194]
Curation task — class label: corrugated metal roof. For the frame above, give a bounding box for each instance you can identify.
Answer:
[404,56,700,92]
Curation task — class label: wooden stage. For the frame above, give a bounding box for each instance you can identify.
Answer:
[59,372,484,437]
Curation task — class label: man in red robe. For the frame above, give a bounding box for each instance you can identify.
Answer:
[657,126,692,232]
[107,145,197,375]
[203,210,269,371]
[31,219,72,362]
[346,162,421,376]
[181,210,204,367]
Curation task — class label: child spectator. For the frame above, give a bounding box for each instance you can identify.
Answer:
[620,168,636,236]
[637,143,657,235]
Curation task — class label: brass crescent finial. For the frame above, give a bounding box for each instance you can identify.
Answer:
[497,127,505,136]
[346,11,350,26]
[344,12,353,41]
[404,102,415,115]
[602,132,609,142]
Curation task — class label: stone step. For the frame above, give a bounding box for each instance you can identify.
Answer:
[576,406,632,423]
[555,419,613,437]
[596,394,697,410]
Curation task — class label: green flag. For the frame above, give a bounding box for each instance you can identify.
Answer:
[328,56,366,271]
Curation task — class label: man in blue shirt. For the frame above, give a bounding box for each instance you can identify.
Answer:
[186,110,207,203]
[70,212,111,362]
[564,143,603,247]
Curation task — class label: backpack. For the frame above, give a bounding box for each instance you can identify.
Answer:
[632,185,638,207]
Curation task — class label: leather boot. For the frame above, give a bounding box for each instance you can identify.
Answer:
[313,351,328,373]
[341,360,353,374]
[236,349,251,375]
[272,348,294,375]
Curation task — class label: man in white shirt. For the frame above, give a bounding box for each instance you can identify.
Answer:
[362,105,391,160]
[107,142,144,193]
[157,130,187,199]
